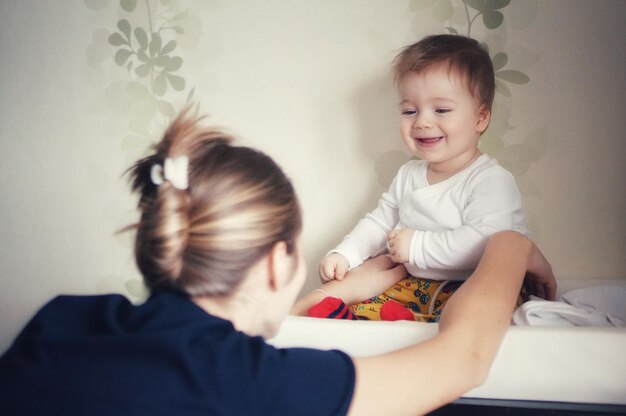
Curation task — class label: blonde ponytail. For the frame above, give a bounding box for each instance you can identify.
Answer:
[126,107,301,296]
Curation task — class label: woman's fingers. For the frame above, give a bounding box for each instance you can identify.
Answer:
[525,245,557,301]
[531,278,545,300]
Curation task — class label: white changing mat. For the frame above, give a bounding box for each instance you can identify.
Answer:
[513,285,626,327]
[269,316,626,405]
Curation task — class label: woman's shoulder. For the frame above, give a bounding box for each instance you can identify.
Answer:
[26,293,133,333]
[14,291,229,344]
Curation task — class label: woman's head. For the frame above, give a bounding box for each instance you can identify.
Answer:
[127,107,302,297]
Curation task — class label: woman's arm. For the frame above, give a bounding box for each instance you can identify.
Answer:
[292,256,408,316]
[348,231,555,416]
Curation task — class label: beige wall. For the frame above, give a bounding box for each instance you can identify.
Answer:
[1,0,625,351]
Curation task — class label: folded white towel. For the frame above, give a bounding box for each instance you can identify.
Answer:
[513,285,626,327]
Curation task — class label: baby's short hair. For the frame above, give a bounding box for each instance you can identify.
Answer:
[393,34,495,110]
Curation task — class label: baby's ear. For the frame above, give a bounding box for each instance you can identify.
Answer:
[476,105,491,133]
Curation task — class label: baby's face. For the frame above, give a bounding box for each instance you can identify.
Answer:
[398,65,490,175]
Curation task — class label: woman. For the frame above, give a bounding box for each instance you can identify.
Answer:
[0,108,555,415]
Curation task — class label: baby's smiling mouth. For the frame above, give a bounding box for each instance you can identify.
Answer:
[416,136,443,144]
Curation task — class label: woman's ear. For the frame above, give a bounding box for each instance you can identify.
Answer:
[267,241,293,291]
[476,105,491,133]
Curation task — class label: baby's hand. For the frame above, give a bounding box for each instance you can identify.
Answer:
[387,228,413,263]
[319,253,350,283]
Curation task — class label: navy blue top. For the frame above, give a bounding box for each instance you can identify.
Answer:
[0,290,355,415]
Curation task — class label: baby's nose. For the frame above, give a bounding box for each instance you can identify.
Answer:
[413,112,432,129]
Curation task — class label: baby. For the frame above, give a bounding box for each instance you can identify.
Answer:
[317,34,528,321]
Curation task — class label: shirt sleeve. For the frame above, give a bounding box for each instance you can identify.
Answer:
[331,164,410,269]
[408,167,528,271]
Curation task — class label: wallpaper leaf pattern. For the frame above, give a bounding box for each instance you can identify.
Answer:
[86,0,196,158]
[84,1,546,297]
[85,0,200,299]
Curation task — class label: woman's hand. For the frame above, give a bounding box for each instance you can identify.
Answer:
[330,256,408,305]
[292,256,407,316]
[524,243,557,300]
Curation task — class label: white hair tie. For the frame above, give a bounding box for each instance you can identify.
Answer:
[150,156,189,190]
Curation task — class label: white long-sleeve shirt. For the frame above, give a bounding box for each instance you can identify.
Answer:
[332,154,528,280]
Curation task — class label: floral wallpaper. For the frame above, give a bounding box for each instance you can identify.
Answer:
[85,0,204,156]
[85,0,547,299]
[84,0,210,298]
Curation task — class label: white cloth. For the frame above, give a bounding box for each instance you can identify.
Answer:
[332,154,528,280]
[513,285,626,327]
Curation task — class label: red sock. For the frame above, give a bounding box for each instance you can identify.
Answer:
[307,297,357,320]
[380,300,414,321]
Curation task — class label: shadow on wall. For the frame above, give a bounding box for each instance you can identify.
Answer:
[300,73,405,293]
[354,73,409,197]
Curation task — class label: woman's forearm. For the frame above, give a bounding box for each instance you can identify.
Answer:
[438,231,532,378]
[292,257,408,316]
[349,231,555,416]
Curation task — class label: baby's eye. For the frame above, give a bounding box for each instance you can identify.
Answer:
[401,109,416,116]
[435,108,451,114]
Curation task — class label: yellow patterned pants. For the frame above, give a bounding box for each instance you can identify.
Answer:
[350,276,526,322]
